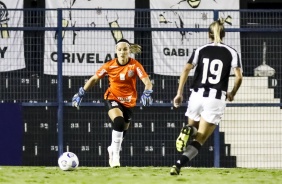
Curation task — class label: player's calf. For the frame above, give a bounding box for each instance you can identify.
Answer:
[176,125,197,152]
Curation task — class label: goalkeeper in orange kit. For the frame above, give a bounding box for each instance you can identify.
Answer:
[72,39,153,168]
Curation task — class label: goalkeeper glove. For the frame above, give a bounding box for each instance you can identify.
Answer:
[141,89,153,106]
[72,87,85,109]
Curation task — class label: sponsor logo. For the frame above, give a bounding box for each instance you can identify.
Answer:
[127,70,134,77]
[136,67,143,77]
[117,96,132,103]
[120,73,125,80]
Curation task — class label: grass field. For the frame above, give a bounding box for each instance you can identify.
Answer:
[0,166,281,184]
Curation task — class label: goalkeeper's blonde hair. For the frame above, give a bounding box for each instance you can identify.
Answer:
[209,18,225,45]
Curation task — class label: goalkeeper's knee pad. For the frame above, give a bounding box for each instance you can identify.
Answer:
[112,116,125,132]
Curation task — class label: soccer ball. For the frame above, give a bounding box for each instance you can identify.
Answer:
[58,152,79,171]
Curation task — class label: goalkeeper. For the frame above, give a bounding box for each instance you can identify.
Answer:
[72,39,153,168]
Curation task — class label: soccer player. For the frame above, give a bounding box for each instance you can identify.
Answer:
[170,19,243,175]
[72,39,153,168]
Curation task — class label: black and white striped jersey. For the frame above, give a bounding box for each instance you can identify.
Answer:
[188,42,242,92]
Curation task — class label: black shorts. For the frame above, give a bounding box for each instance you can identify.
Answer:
[104,100,133,123]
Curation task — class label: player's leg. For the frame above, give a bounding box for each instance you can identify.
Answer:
[108,108,124,168]
[170,118,198,175]
[195,117,217,144]
[121,107,133,142]
[181,118,217,168]
[104,100,126,168]
[171,117,216,175]
[106,102,133,168]
[175,90,201,152]
[115,119,130,153]
[122,123,130,141]
[171,95,225,175]
[175,119,198,152]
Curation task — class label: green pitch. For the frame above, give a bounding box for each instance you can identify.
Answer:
[0,166,281,184]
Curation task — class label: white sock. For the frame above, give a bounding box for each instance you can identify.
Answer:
[111,130,123,158]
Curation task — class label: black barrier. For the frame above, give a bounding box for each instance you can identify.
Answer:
[0,103,23,165]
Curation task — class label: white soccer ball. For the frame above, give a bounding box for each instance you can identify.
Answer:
[58,152,79,171]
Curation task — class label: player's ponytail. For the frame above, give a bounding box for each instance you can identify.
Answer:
[209,18,225,45]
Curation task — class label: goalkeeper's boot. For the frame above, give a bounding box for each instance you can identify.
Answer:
[176,126,191,152]
[170,165,180,175]
[111,155,120,168]
[107,146,113,167]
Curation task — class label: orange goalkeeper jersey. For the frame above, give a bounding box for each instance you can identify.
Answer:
[95,58,149,108]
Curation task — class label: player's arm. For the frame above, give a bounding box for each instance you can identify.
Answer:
[141,76,153,106]
[227,67,243,101]
[141,76,153,91]
[176,63,193,96]
[174,63,193,108]
[72,74,100,109]
[83,74,100,91]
